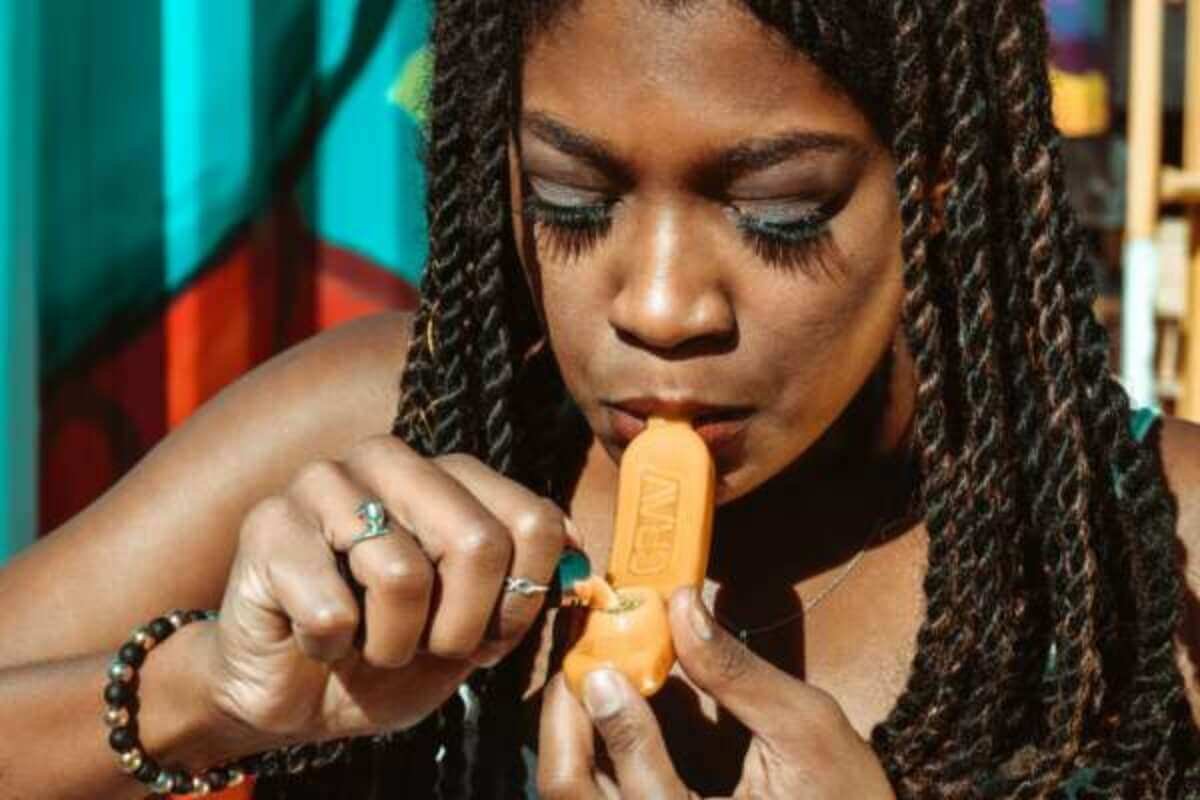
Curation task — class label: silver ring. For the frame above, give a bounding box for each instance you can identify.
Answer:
[503,576,551,597]
[349,499,392,548]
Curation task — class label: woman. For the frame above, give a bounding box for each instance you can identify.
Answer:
[3,0,1200,797]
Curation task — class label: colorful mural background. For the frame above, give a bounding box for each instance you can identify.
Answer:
[1,2,433,793]
[0,1,433,560]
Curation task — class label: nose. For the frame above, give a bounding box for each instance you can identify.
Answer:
[608,208,735,353]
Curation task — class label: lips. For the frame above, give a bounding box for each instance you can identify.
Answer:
[605,398,752,457]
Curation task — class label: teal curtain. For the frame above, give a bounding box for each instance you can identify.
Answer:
[0,0,40,560]
[38,0,430,376]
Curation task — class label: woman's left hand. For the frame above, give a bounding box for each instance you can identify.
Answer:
[536,587,896,799]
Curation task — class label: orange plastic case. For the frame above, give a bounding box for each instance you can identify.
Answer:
[563,417,716,696]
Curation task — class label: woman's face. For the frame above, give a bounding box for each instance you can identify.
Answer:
[509,0,905,503]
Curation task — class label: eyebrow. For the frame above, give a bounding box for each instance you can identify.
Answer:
[519,111,865,183]
[521,112,631,180]
[715,131,867,178]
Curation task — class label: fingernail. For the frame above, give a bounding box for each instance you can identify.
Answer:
[583,668,625,720]
[688,588,713,640]
[470,644,505,668]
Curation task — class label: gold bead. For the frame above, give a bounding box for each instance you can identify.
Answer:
[227,768,244,786]
[132,629,157,650]
[168,611,186,629]
[119,749,144,773]
[192,777,212,795]
[104,706,130,728]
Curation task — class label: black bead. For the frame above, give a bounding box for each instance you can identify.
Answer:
[104,681,133,707]
[185,609,208,623]
[205,769,228,790]
[148,617,174,641]
[108,725,139,753]
[117,642,145,668]
[254,748,284,777]
[170,769,191,791]
[238,752,264,772]
[133,759,160,783]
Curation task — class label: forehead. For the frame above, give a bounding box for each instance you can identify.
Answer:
[520,0,875,153]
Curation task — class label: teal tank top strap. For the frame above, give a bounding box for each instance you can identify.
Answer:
[1111,406,1162,502]
[1129,406,1161,444]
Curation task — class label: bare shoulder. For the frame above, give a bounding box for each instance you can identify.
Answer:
[0,311,414,667]
[1163,416,1200,577]
[1161,416,1200,725]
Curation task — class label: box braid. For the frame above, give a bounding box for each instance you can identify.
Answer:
[898,0,1032,788]
[395,0,478,458]
[256,0,1200,796]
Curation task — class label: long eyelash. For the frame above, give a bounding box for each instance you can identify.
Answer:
[522,196,613,261]
[523,192,837,277]
[736,217,838,277]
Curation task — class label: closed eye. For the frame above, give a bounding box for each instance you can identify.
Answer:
[522,175,840,277]
[522,180,616,262]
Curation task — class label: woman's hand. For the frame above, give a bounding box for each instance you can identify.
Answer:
[537,587,895,799]
[199,435,569,753]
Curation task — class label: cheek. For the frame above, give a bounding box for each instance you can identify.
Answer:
[755,191,904,429]
[538,266,610,388]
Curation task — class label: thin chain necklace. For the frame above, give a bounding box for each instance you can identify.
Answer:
[713,514,909,644]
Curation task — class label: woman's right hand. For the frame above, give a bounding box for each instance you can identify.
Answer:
[200,434,569,752]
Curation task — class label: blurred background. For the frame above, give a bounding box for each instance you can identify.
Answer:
[1,0,1199,573]
[0,0,431,567]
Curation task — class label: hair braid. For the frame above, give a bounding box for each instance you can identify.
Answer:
[882,1,1030,784]
[867,0,971,784]
[988,9,1118,791]
[954,6,1105,795]
[395,0,479,458]
[920,0,1033,784]
[938,0,1053,779]
[470,0,520,477]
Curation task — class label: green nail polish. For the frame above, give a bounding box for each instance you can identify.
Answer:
[554,549,591,604]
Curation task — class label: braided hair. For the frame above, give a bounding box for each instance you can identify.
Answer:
[256,1,1200,796]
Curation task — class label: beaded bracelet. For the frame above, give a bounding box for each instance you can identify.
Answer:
[103,609,350,796]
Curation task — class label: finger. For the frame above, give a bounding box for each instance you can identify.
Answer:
[669,587,850,749]
[536,673,604,800]
[434,454,568,656]
[580,668,690,800]
[238,497,360,662]
[344,525,433,668]
[289,460,434,668]
[343,436,513,659]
